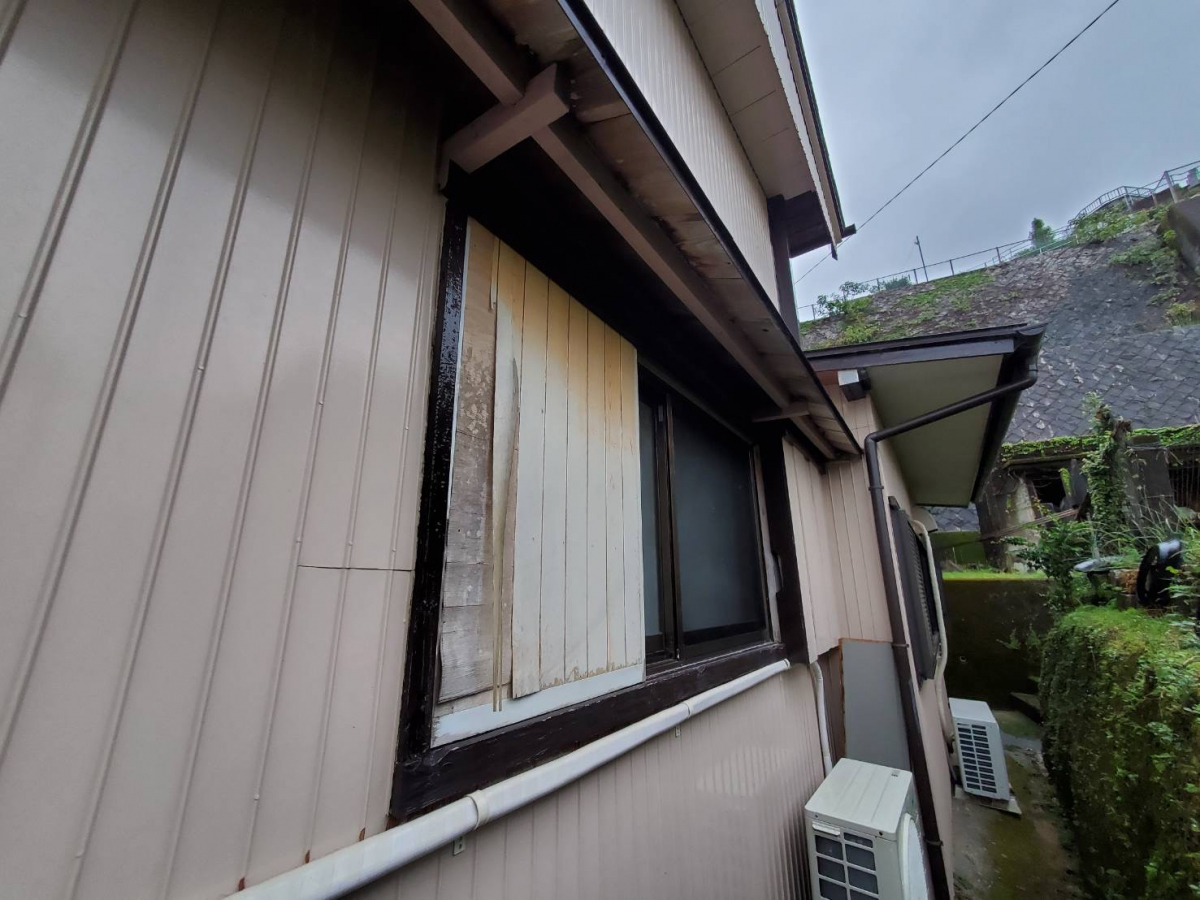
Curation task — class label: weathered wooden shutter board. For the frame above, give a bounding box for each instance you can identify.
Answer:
[438,224,645,713]
[438,225,508,701]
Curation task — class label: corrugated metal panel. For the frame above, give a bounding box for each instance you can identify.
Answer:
[579,0,778,308]
[349,666,827,900]
[781,438,845,657]
[0,1,441,896]
[799,394,957,887]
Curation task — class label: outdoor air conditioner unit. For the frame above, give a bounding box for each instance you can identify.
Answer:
[805,758,930,900]
[951,697,1010,801]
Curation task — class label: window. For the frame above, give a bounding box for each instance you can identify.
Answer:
[639,372,769,662]
[891,502,942,681]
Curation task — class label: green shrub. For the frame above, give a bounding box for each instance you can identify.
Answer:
[1008,515,1092,616]
[1041,607,1200,899]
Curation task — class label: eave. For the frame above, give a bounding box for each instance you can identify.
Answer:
[811,325,1046,505]
[409,0,859,459]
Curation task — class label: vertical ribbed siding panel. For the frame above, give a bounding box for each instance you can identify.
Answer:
[0,1,441,897]
[579,0,777,307]
[782,438,846,657]
[349,668,828,900]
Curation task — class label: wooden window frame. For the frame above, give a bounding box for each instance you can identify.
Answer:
[639,370,772,668]
[391,201,789,823]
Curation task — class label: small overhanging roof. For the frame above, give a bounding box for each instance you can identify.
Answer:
[807,325,1046,506]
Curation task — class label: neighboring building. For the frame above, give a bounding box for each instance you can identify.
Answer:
[0,2,1039,898]
[801,206,1200,562]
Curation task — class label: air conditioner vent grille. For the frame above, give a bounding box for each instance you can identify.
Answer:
[814,829,880,900]
[951,698,1011,801]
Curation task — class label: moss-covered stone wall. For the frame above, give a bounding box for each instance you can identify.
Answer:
[943,576,1051,706]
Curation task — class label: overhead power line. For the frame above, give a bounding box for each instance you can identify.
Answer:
[794,0,1125,286]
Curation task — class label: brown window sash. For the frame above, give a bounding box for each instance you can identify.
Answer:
[391,200,804,823]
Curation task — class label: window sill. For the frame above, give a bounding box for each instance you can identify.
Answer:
[392,641,787,821]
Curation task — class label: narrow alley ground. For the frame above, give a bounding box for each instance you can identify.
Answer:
[953,710,1085,900]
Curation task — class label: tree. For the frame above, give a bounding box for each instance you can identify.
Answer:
[1029,217,1055,248]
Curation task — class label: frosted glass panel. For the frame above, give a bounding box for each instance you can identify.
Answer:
[671,402,764,637]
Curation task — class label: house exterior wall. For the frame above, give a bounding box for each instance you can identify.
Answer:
[0,1,947,898]
[349,666,827,900]
[578,0,779,308]
[785,393,956,894]
[0,1,443,896]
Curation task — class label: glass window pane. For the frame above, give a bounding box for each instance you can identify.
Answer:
[639,399,662,638]
[670,401,765,640]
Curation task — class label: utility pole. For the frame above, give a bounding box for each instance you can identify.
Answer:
[914,235,928,282]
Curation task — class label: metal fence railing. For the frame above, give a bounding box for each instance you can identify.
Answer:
[798,157,1200,324]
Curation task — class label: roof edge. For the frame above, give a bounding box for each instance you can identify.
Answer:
[779,0,850,242]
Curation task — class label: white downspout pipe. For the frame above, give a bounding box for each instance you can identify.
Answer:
[808,662,834,774]
[913,521,954,742]
[240,660,790,900]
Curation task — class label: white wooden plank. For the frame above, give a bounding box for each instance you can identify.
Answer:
[510,263,548,697]
[437,227,505,700]
[491,240,525,694]
[603,325,626,670]
[438,603,494,702]
[585,310,608,675]
[619,338,644,665]
[563,298,589,681]
[539,283,570,689]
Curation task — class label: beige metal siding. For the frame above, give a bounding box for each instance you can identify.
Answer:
[351,666,827,900]
[795,393,956,889]
[579,0,778,308]
[781,438,846,657]
[0,1,442,896]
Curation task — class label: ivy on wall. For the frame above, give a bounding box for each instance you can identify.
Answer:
[999,423,1200,465]
[1082,401,1133,554]
[1041,607,1200,900]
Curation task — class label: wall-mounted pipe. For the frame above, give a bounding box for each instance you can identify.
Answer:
[239,660,790,900]
[808,662,834,774]
[865,375,1036,900]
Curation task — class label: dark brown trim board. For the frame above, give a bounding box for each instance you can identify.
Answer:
[757,433,811,664]
[395,642,787,820]
[768,195,801,340]
[393,203,468,786]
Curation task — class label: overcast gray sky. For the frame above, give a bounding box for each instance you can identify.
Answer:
[790,0,1200,315]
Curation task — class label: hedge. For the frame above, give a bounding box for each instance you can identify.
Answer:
[1041,607,1200,899]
